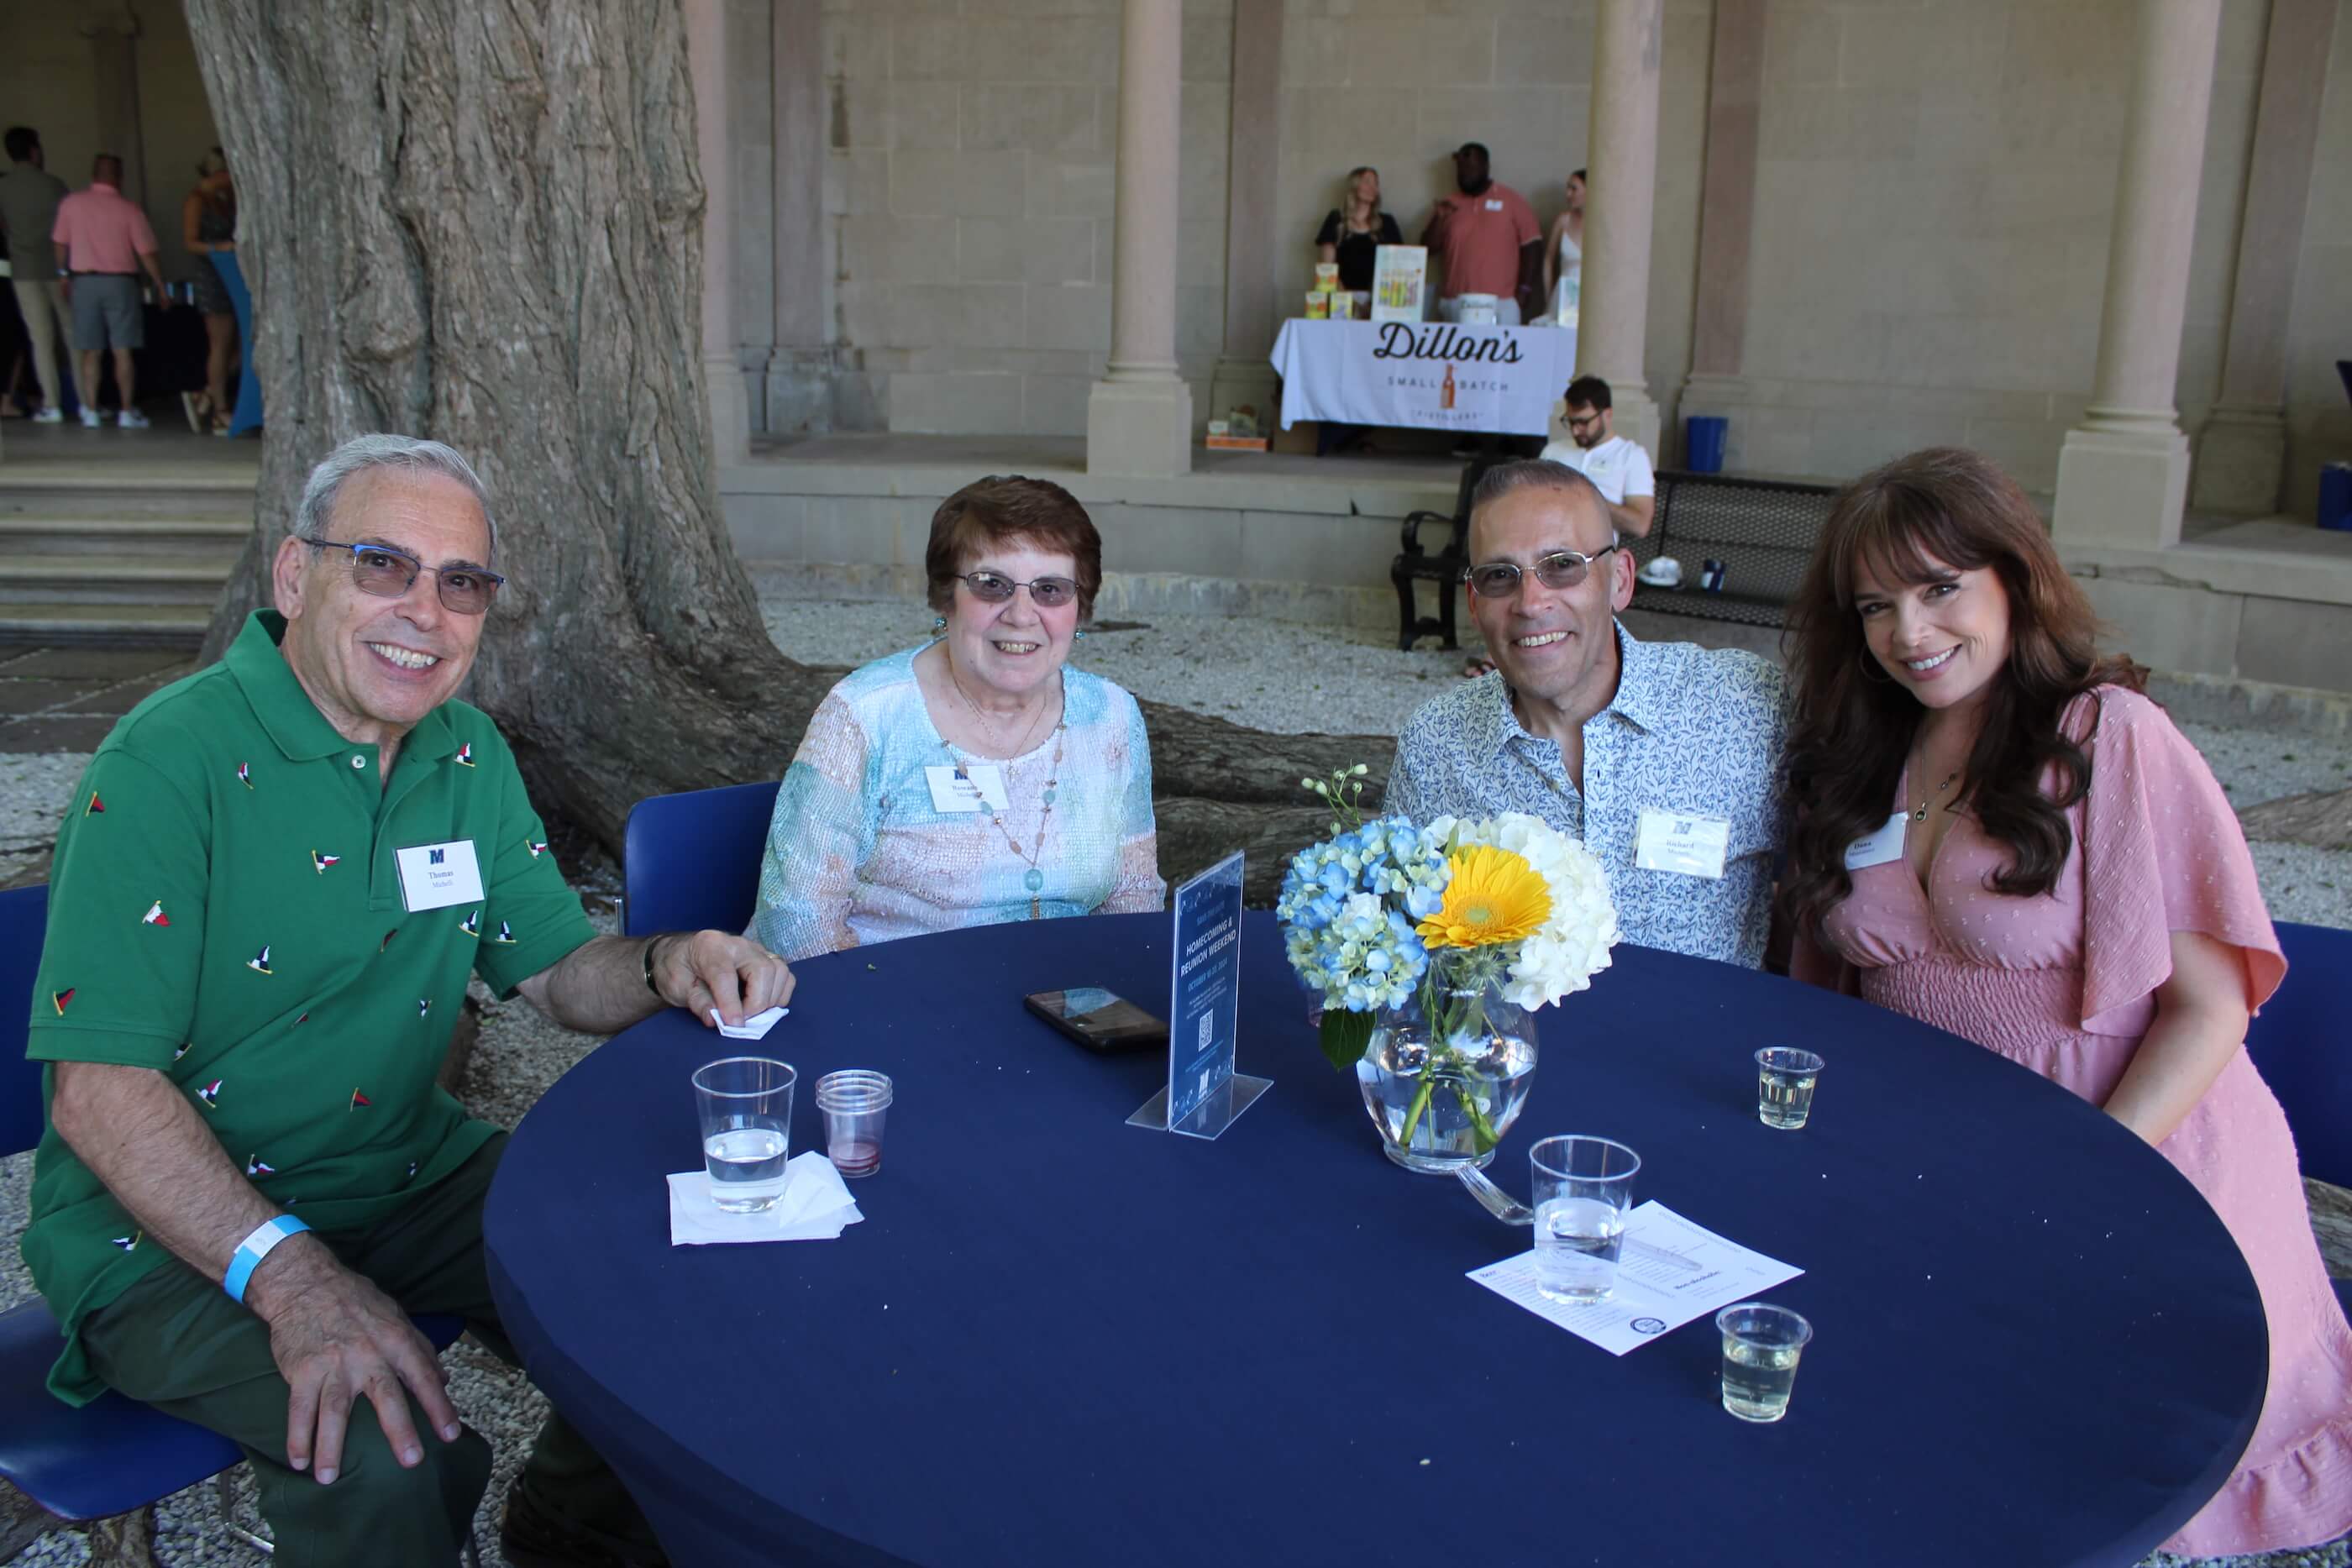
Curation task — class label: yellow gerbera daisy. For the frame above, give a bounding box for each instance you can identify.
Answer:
[1417,845,1551,949]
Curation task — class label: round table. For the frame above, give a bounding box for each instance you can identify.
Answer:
[486,912,2266,1568]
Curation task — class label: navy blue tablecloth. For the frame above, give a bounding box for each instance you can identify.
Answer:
[486,912,2265,1568]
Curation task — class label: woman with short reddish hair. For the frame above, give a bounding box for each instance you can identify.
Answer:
[751,475,1164,960]
[1781,447,2351,1556]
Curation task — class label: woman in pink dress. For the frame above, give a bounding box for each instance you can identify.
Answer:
[1780,447,2351,1557]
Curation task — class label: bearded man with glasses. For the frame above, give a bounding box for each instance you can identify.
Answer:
[752,474,1165,961]
[24,433,794,1566]
[1385,460,1790,968]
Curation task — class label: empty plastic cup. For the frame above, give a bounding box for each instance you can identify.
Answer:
[815,1070,895,1178]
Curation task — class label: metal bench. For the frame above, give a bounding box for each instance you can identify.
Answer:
[1390,454,1509,651]
[1622,470,1840,629]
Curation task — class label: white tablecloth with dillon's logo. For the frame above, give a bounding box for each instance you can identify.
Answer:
[1269,318,1578,436]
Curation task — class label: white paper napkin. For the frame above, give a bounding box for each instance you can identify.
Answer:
[666,1151,863,1245]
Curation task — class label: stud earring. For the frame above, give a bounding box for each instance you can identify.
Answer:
[932,616,947,632]
[1073,628,1089,641]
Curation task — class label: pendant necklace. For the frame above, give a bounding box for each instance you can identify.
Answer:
[940,660,1066,920]
[1911,769,1961,824]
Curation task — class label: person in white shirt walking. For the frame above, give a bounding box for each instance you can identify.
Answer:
[1539,375,1654,539]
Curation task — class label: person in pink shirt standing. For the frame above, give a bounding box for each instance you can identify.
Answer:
[50,154,171,429]
[1420,143,1541,325]
[1782,447,2351,1557]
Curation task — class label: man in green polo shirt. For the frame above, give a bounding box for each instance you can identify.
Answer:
[24,433,795,1567]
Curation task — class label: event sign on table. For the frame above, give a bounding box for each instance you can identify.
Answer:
[1129,851,1267,1140]
[1269,318,1578,437]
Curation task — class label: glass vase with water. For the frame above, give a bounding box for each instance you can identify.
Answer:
[1356,948,1539,1173]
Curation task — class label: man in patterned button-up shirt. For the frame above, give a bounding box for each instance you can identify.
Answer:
[1386,460,1790,967]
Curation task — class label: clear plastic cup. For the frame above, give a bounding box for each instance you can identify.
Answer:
[1756,1047,1824,1130]
[692,1057,795,1213]
[1718,1302,1814,1422]
[815,1070,894,1179]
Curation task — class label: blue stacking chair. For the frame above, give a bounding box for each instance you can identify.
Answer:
[2244,920,2352,1319]
[622,780,784,939]
[0,883,471,1560]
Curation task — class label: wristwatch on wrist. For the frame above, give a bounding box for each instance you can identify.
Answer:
[642,935,666,997]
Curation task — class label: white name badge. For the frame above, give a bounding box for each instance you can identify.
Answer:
[395,839,485,912]
[1483,198,1504,212]
[1844,813,1908,871]
[924,764,1008,814]
[1634,809,1730,880]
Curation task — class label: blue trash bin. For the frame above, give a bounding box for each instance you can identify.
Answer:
[2321,463,2352,532]
[1686,416,1728,475]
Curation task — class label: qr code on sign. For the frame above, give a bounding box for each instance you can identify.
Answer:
[1199,1012,1215,1050]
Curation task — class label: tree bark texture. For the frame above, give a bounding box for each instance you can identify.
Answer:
[179,0,1382,905]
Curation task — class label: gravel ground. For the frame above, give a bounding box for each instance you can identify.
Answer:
[2,600,2348,1565]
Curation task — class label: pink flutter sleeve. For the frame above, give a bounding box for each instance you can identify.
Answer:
[2074,688,2286,1035]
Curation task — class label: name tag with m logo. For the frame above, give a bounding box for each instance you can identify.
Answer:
[396,840,484,911]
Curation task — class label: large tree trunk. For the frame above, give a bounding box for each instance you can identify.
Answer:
[181,0,1379,904]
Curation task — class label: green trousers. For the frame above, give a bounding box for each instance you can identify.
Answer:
[79,1134,617,1568]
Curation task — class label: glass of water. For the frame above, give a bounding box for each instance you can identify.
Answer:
[1718,1302,1813,1422]
[1529,1135,1641,1304]
[1755,1047,1824,1130]
[692,1057,795,1213]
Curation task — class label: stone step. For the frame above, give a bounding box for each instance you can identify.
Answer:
[0,603,213,650]
[0,554,237,606]
[0,471,257,520]
[0,517,251,557]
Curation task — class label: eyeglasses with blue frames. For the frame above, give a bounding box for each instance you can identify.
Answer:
[956,569,1079,608]
[300,537,506,614]
[1462,545,1619,598]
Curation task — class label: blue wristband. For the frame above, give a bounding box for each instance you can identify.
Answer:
[223,1215,310,1305]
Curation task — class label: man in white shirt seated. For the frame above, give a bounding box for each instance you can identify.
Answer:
[1538,375,1655,538]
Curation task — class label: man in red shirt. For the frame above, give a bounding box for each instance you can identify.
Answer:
[1420,144,1542,326]
[51,154,171,429]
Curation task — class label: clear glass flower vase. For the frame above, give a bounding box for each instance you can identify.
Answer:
[1355,950,1540,1173]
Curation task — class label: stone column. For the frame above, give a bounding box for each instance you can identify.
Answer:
[685,0,751,467]
[1208,2,1284,430]
[1088,0,1191,478]
[1677,0,1767,442]
[1576,0,1667,459]
[2052,0,2223,549]
[768,0,831,434]
[2191,0,2337,517]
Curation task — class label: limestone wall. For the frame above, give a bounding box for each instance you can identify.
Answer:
[2283,0,2352,518]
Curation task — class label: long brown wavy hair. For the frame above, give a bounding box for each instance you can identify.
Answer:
[1779,448,2145,938]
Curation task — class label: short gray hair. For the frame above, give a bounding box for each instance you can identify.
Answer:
[1469,458,1615,544]
[297,434,498,560]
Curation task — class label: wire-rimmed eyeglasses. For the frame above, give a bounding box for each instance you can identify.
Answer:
[301,538,506,614]
[1462,545,1620,598]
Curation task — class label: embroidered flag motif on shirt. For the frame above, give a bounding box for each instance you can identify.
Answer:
[142,899,170,926]
[51,988,74,1015]
[459,908,481,936]
[110,1233,141,1252]
[247,946,272,975]
[197,1079,222,1108]
[380,929,398,952]
[236,762,252,789]
[172,1041,190,1062]
[526,838,547,860]
[294,1012,309,1027]
[85,793,104,815]
[350,1088,371,1110]
[417,997,432,1018]
[245,1155,274,1177]
[455,742,475,768]
[406,1160,419,1180]
[312,851,342,873]
[494,920,517,945]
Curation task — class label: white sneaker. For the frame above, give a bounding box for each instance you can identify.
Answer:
[32,407,63,424]
[118,407,151,429]
[80,408,104,428]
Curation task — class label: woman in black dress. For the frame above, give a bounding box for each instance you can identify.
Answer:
[1314,166,1403,296]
